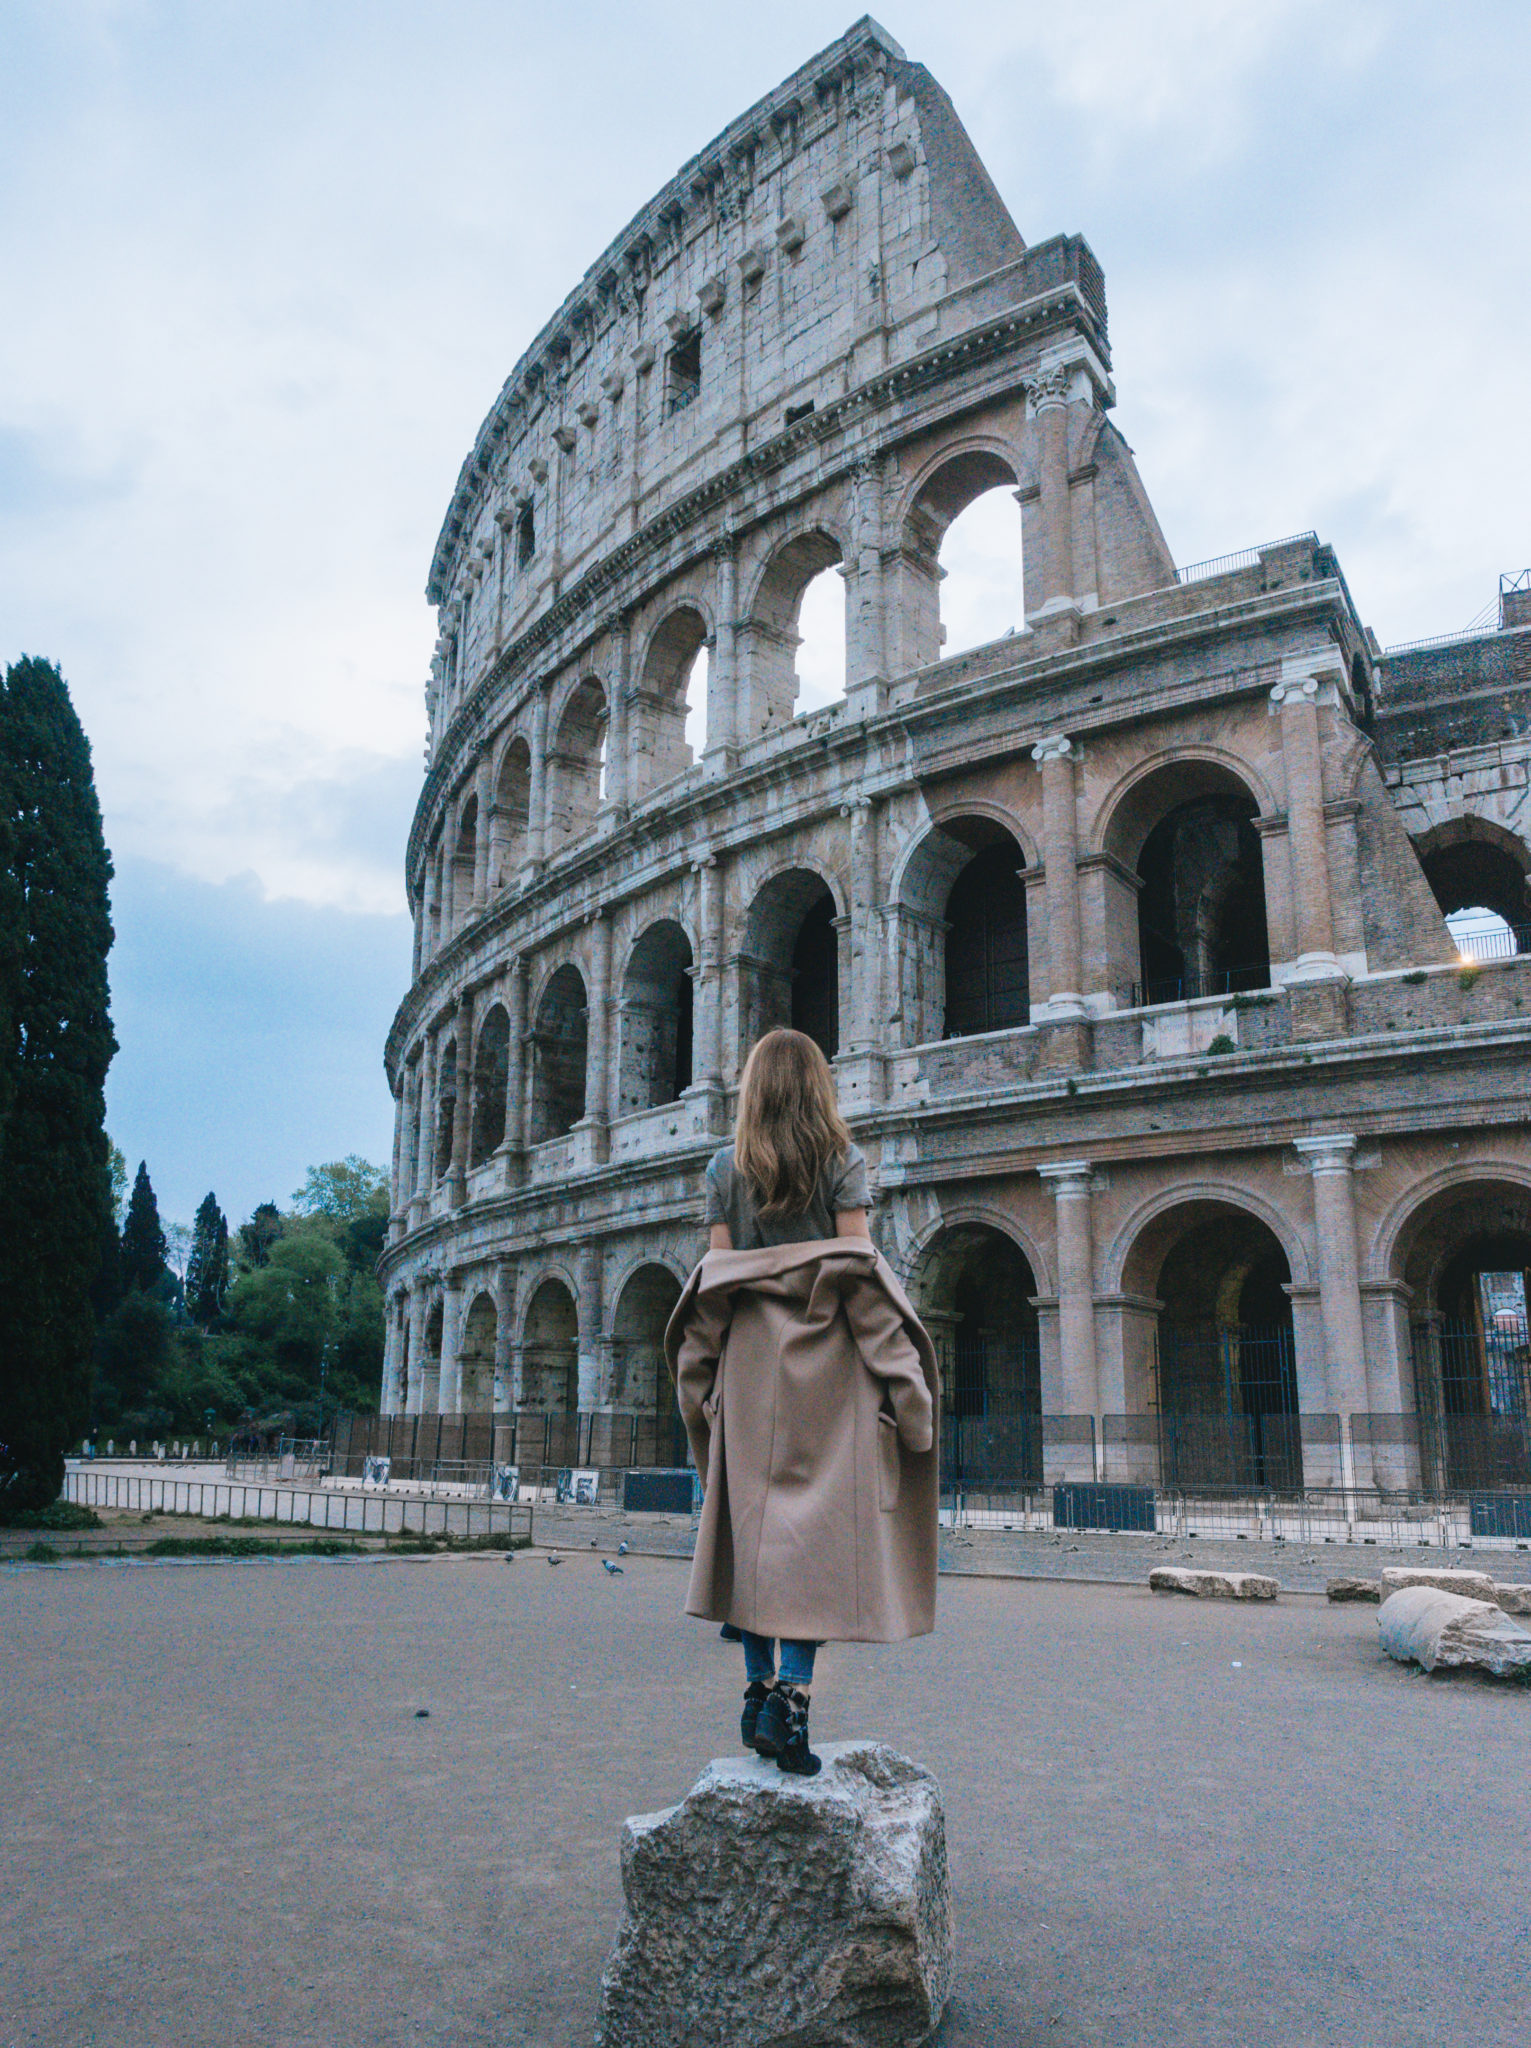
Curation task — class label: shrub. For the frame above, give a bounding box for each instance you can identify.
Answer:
[3,1500,101,1531]
[23,1541,62,1562]
[1206,1034,1237,1056]
[1401,970,1428,986]
[1457,965,1481,991]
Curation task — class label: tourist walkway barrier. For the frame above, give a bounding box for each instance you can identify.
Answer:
[63,1467,532,1541]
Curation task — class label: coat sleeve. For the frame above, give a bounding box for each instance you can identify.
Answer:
[842,1269,934,1453]
[670,1279,734,1478]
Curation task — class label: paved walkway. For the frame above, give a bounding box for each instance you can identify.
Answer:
[5,1550,1528,2046]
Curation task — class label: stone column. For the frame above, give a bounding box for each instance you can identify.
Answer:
[379,1297,400,1415]
[440,793,460,941]
[1039,1161,1100,1470]
[406,1280,428,1415]
[705,537,737,769]
[447,989,474,1207]
[688,851,727,1113]
[411,1032,437,1223]
[1270,674,1340,973]
[603,613,632,815]
[503,957,530,1177]
[437,1273,464,1415]
[586,910,612,1160]
[472,757,492,910]
[397,1060,420,1233]
[845,455,888,702]
[1026,363,1075,621]
[577,1243,604,1413]
[527,679,551,871]
[492,1260,517,1413]
[422,852,441,964]
[387,1073,406,1239]
[1294,1133,1369,1482]
[1032,735,1084,1011]
[848,798,879,1053]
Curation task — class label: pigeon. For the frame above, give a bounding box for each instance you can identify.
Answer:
[616,1541,629,1556]
[602,1559,624,1576]
[547,1553,563,1565]
[414,1709,430,1719]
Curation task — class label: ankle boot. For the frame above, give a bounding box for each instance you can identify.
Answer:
[753,1683,821,1777]
[740,1679,770,1750]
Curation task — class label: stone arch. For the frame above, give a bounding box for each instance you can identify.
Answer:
[894,811,1032,1045]
[618,919,694,1113]
[898,441,1025,668]
[739,863,845,1063]
[530,962,587,1142]
[1107,1180,1311,1295]
[459,1291,497,1410]
[520,1275,578,1412]
[905,1200,1055,1301]
[492,733,532,887]
[1411,816,1531,950]
[609,1262,686,1448]
[421,1297,444,1412]
[548,675,608,849]
[432,1036,459,1180]
[909,1215,1043,1486]
[738,526,847,732]
[451,794,478,930]
[1095,754,1275,1005]
[469,1002,511,1165]
[635,603,711,792]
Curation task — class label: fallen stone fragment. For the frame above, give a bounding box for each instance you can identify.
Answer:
[1494,1581,1531,1618]
[1326,1576,1381,1603]
[1380,1565,1498,1603]
[596,1741,952,2048]
[1148,1567,1279,1600]
[1378,1586,1531,1677]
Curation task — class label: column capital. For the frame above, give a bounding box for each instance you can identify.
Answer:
[1031,732,1077,766]
[1293,1132,1357,1172]
[1039,1159,1094,1194]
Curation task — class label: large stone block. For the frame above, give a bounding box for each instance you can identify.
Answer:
[1149,1567,1279,1600]
[1493,1580,1531,1619]
[1378,1586,1531,1677]
[1326,1575,1381,1603]
[1380,1565,1499,1604]
[595,1742,953,2048]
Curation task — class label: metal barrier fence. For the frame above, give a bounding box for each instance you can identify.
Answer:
[329,1409,690,1483]
[64,1467,532,1540]
[225,1438,331,1483]
[944,1483,1531,1546]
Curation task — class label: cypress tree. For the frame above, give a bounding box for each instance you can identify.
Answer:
[0,657,115,1512]
[185,1191,229,1326]
[120,1161,168,1294]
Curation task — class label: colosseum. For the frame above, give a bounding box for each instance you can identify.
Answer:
[372,17,1531,1503]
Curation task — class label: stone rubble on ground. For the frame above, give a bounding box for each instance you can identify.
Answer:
[1148,1567,1279,1601]
[1326,1576,1382,1602]
[1380,1565,1499,1604]
[595,1741,953,2048]
[1378,1586,1531,1677]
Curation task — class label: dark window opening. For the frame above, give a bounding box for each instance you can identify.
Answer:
[516,504,535,570]
[667,330,701,415]
[1136,796,1270,1005]
[944,843,1029,1036]
[784,399,816,426]
[790,890,838,1059]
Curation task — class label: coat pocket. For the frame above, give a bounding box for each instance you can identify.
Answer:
[876,1410,901,1511]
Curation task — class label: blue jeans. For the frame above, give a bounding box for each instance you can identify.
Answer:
[742,1630,817,1687]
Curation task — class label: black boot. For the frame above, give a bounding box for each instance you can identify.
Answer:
[753,1683,821,1777]
[740,1679,770,1750]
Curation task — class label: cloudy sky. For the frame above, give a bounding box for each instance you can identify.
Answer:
[3,1,1527,1230]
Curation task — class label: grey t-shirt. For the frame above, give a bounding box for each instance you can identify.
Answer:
[703,1142,870,1250]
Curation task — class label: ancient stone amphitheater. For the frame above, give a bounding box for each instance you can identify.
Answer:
[372,19,1531,1500]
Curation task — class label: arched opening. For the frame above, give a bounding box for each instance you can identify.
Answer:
[433,1038,458,1181]
[452,796,478,933]
[549,678,608,848]
[1101,762,1271,1005]
[470,1004,511,1165]
[492,736,531,889]
[1398,1180,1531,1488]
[739,531,845,731]
[460,1292,497,1411]
[740,869,840,1063]
[917,1224,1040,1489]
[1415,821,1530,961]
[903,452,1022,667]
[530,965,587,1142]
[422,1300,444,1413]
[637,607,708,793]
[609,1264,688,1461]
[894,818,1031,1044]
[618,921,694,1113]
[1138,1204,1300,1489]
[521,1279,578,1413]
[428,839,445,953]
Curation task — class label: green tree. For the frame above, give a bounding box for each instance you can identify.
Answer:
[185,1193,229,1327]
[120,1161,168,1294]
[0,657,115,1511]
[291,1156,388,1224]
[236,1200,282,1271]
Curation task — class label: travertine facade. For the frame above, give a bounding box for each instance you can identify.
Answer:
[379,20,1531,1491]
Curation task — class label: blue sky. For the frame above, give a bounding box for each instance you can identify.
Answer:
[2,1,1528,1228]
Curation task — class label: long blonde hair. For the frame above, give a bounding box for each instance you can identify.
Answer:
[734,1029,852,1218]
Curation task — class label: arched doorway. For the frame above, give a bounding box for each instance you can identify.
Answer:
[1414,820,1531,961]
[421,1300,444,1415]
[459,1293,497,1412]
[618,922,694,1113]
[521,1279,578,1413]
[1142,1205,1300,1489]
[1397,1180,1531,1489]
[470,1005,511,1164]
[739,530,846,730]
[917,1224,1041,1489]
[530,965,587,1141]
[740,868,840,1062]
[433,1038,458,1181]
[901,451,1023,668]
[492,737,531,889]
[636,607,708,793]
[549,678,607,848]
[609,1264,687,1464]
[452,797,478,935]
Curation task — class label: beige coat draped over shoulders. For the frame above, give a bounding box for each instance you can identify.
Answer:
[663,1240,941,1643]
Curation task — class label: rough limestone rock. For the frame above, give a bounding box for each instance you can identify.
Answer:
[1148,1567,1279,1601]
[1326,1575,1382,1603]
[595,1742,952,2048]
[1378,1586,1531,1677]
[1380,1565,1499,1604]
[1492,1581,1531,1618]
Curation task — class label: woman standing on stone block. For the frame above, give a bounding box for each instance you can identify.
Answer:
[664,1028,940,1777]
